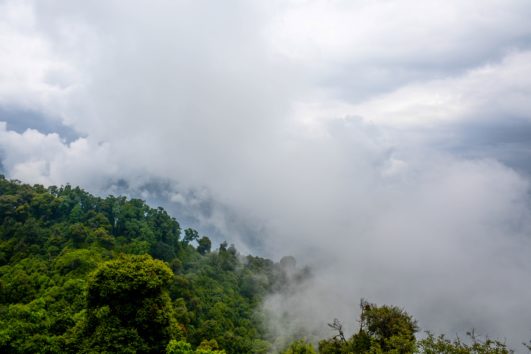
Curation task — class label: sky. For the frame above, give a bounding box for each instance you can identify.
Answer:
[1,0,531,349]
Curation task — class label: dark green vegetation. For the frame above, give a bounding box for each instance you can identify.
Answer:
[301,300,518,354]
[0,176,298,353]
[0,176,528,353]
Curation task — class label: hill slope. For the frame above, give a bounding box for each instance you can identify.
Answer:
[0,176,299,353]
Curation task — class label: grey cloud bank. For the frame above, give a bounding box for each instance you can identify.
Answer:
[1,0,531,349]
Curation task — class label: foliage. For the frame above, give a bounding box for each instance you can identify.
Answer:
[359,299,418,353]
[311,300,527,353]
[197,236,212,255]
[167,340,195,354]
[0,176,292,353]
[418,331,514,354]
[282,338,317,354]
[77,254,179,353]
[166,339,226,354]
[318,300,418,354]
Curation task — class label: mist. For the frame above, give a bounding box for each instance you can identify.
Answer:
[1,0,531,349]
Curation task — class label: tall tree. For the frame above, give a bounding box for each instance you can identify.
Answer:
[196,236,212,255]
[78,254,180,353]
[319,300,418,354]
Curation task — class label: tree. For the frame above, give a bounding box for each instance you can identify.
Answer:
[183,228,199,246]
[197,236,212,255]
[166,340,194,354]
[418,331,513,354]
[319,299,418,354]
[0,178,290,353]
[166,339,227,354]
[78,254,180,353]
[358,299,418,353]
[281,338,316,354]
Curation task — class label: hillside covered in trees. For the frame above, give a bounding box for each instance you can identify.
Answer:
[0,176,528,353]
[0,176,303,353]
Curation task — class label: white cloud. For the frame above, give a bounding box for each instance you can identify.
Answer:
[349,50,531,127]
[263,154,531,346]
[267,0,531,97]
[0,0,82,118]
[0,122,116,187]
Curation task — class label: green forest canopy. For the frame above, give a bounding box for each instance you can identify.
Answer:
[0,176,528,353]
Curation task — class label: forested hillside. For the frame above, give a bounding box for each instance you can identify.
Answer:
[0,176,528,353]
[0,176,304,353]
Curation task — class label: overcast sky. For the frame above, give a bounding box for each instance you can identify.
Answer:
[1,0,531,349]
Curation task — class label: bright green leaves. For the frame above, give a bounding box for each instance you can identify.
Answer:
[87,254,173,302]
[418,332,513,354]
[53,249,102,278]
[80,255,180,354]
[310,300,522,353]
[317,300,418,354]
[359,299,418,353]
[166,339,226,354]
[167,340,195,354]
[0,177,284,353]
[281,338,317,354]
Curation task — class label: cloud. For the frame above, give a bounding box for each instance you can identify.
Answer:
[261,147,531,344]
[348,50,531,127]
[267,0,531,100]
[0,121,113,186]
[0,0,82,117]
[1,0,531,348]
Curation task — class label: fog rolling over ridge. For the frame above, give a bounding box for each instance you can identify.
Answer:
[1,0,531,349]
